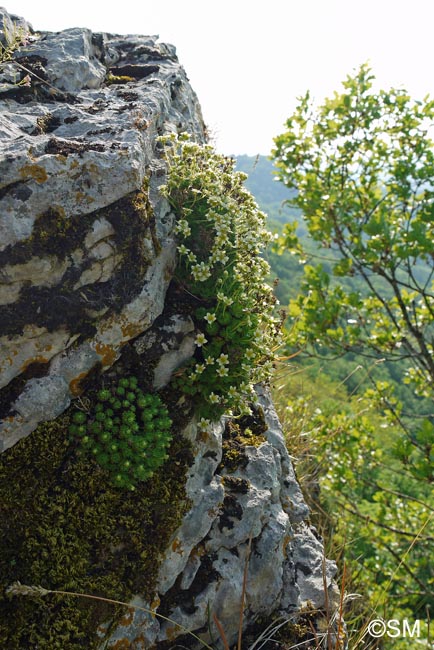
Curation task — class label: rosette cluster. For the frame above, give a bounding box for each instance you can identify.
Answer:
[69,377,172,490]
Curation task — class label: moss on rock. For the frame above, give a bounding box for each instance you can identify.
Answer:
[0,405,192,649]
[218,409,268,473]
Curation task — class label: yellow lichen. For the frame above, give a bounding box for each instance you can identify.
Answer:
[106,73,135,85]
[19,164,48,183]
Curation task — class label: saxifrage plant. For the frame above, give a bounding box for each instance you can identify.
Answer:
[69,377,172,490]
[159,134,281,423]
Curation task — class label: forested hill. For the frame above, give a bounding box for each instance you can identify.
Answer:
[234,155,303,304]
[234,155,297,225]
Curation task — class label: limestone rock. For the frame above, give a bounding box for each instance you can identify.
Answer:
[0,6,33,47]
[0,9,343,649]
[0,9,204,451]
[102,389,339,649]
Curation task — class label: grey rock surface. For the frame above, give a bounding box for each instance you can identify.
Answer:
[0,9,204,451]
[0,9,343,649]
[102,389,339,649]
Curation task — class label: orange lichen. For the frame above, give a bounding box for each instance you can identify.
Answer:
[150,595,160,614]
[19,355,49,373]
[75,191,95,205]
[121,322,144,339]
[189,543,206,561]
[69,371,89,396]
[118,608,135,627]
[19,164,48,183]
[134,635,147,648]
[283,534,293,558]
[198,429,210,443]
[111,639,132,650]
[165,625,182,642]
[94,342,118,367]
[171,538,183,555]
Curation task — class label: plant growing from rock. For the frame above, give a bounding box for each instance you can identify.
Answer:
[0,19,31,86]
[69,377,172,490]
[159,134,281,422]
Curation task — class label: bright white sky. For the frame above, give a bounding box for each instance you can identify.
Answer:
[5,0,434,155]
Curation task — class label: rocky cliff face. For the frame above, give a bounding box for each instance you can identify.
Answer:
[0,8,342,649]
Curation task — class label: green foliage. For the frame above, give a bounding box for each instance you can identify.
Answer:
[270,64,434,648]
[272,63,434,400]
[273,367,434,649]
[69,377,172,490]
[0,413,191,649]
[159,134,281,422]
[270,63,434,493]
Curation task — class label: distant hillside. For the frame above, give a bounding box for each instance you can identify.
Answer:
[233,155,304,304]
[234,155,298,225]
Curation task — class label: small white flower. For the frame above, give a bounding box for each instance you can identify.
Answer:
[217,353,229,366]
[215,234,229,247]
[208,392,220,404]
[195,363,206,374]
[228,386,238,398]
[174,219,191,237]
[198,417,211,431]
[195,333,207,347]
[216,366,229,377]
[211,250,229,264]
[205,355,214,366]
[204,312,216,324]
[192,262,211,282]
[178,244,189,255]
[216,292,233,306]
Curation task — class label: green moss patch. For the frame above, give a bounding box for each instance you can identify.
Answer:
[218,410,268,473]
[0,408,192,649]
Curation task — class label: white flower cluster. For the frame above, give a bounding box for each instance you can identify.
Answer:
[159,134,281,419]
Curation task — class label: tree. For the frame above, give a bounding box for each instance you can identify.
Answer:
[272,64,433,478]
[271,65,434,644]
[272,64,434,400]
